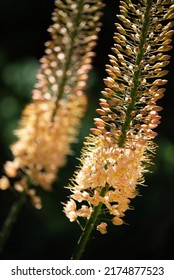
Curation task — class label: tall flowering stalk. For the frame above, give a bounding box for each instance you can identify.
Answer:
[0,0,103,205]
[0,0,103,251]
[64,0,174,259]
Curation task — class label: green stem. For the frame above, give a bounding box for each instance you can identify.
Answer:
[0,192,26,253]
[118,0,153,147]
[57,0,84,100]
[52,0,84,120]
[72,187,107,260]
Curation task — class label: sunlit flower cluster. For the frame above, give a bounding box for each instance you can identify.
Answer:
[64,133,151,228]
[5,94,86,188]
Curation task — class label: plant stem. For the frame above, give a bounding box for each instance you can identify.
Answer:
[0,192,26,253]
[52,0,84,120]
[71,187,107,260]
[118,0,153,147]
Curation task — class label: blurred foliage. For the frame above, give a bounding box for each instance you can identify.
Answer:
[0,0,174,260]
[0,54,39,147]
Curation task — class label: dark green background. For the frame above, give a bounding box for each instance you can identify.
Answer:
[0,0,174,259]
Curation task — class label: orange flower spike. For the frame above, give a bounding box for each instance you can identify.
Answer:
[64,0,173,233]
[0,0,104,208]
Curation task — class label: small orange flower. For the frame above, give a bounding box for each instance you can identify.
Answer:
[97,222,107,234]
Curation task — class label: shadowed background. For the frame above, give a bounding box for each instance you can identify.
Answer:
[0,0,174,260]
